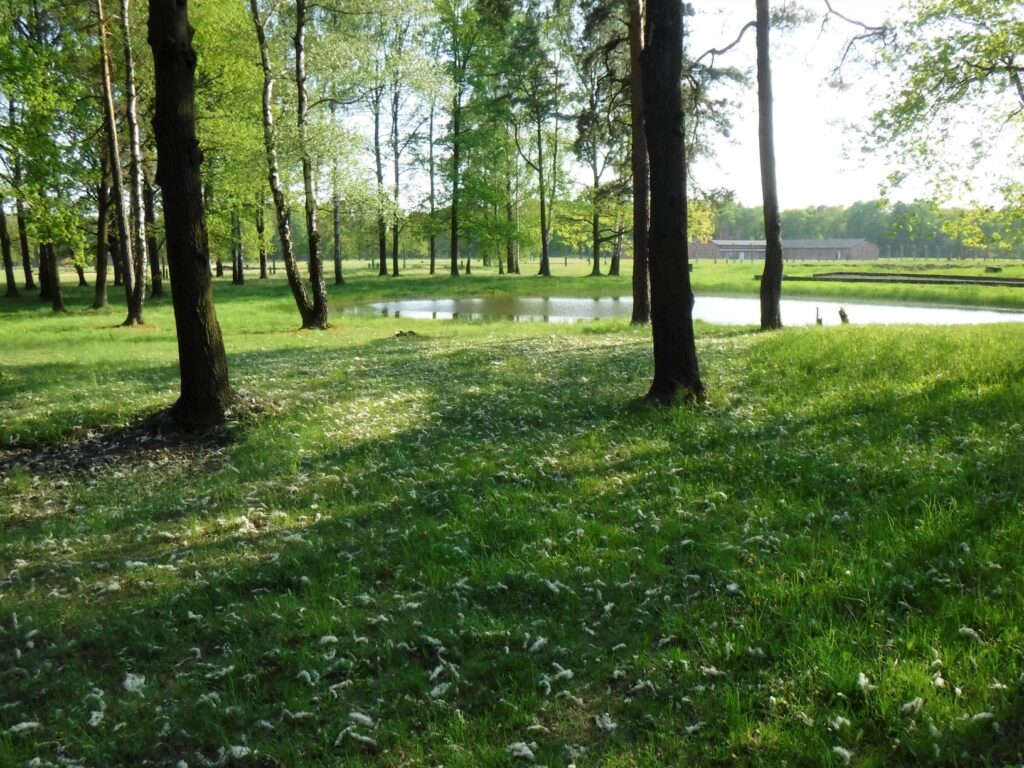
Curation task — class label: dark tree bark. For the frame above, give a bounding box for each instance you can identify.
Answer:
[75,264,89,286]
[757,0,783,330]
[38,243,51,300]
[94,137,111,309]
[449,88,462,276]
[215,257,223,277]
[629,0,650,324]
[390,80,401,277]
[641,0,703,403]
[148,0,233,429]
[45,244,65,312]
[332,194,344,285]
[249,0,318,327]
[589,187,602,277]
[1,197,18,298]
[609,226,623,276]
[110,227,123,286]
[13,178,35,291]
[231,208,244,285]
[144,170,165,297]
[372,87,389,277]
[294,0,328,325]
[97,0,138,322]
[256,201,268,279]
[535,116,552,277]
[428,104,437,275]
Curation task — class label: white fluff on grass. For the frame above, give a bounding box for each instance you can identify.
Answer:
[594,713,617,732]
[901,697,924,714]
[122,673,145,693]
[528,637,548,653]
[856,672,875,691]
[507,742,536,762]
[831,716,851,730]
[958,626,983,642]
[8,721,41,734]
[685,721,704,735]
[348,711,375,729]
[832,746,853,765]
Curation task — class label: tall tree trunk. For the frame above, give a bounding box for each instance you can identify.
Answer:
[94,170,111,309]
[120,0,148,325]
[333,193,344,285]
[390,82,401,277]
[373,89,388,277]
[97,0,137,320]
[0,197,18,297]
[111,227,123,286]
[38,243,51,300]
[148,0,233,429]
[629,0,650,324]
[12,163,35,291]
[294,0,328,326]
[45,244,65,312]
[428,104,437,275]
[75,264,89,286]
[248,0,317,327]
[231,208,245,285]
[144,169,165,297]
[449,89,462,276]
[609,219,623,276]
[641,0,703,403]
[256,200,268,279]
[536,117,551,277]
[757,0,783,330]
[590,165,602,277]
[506,180,516,275]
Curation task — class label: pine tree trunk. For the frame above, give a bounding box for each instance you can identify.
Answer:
[629,0,650,324]
[1,197,18,298]
[390,82,401,277]
[536,117,551,277]
[148,0,233,429]
[641,0,703,404]
[295,0,328,326]
[97,0,137,320]
[94,137,111,309]
[428,105,437,275]
[248,0,316,327]
[120,0,148,325]
[757,0,783,330]
[144,170,165,297]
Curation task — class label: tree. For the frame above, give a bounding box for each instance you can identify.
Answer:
[641,0,702,403]
[629,0,650,322]
[756,0,782,330]
[1,196,18,297]
[147,0,233,429]
[868,0,1022,219]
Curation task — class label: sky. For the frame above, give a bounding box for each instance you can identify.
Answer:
[687,0,909,209]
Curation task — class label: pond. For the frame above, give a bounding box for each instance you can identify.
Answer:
[345,295,1024,326]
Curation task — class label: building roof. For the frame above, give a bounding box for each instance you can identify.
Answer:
[712,239,871,249]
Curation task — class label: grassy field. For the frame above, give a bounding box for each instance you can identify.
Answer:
[1,265,1023,767]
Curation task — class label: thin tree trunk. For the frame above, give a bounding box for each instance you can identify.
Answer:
[373,88,388,277]
[148,0,233,429]
[248,0,316,327]
[641,0,703,403]
[295,0,328,326]
[256,200,268,279]
[590,166,602,276]
[232,208,245,285]
[505,180,516,275]
[75,264,89,286]
[449,89,461,276]
[428,104,436,275]
[97,0,137,319]
[757,0,783,330]
[333,193,344,285]
[144,169,164,297]
[13,168,35,291]
[120,0,148,325]
[111,227,123,286]
[45,244,65,312]
[390,81,401,277]
[38,243,51,300]
[609,220,622,276]
[0,197,18,297]
[629,0,650,324]
[536,117,551,277]
[94,175,111,308]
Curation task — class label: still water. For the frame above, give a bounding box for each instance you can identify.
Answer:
[346,295,1024,326]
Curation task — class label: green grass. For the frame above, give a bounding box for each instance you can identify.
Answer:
[1,266,1023,766]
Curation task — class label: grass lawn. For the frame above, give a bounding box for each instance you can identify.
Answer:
[1,265,1022,766]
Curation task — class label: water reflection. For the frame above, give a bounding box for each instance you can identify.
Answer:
[346,295,1024,326]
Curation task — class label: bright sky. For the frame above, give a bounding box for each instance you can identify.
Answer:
[687,0,907,209]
